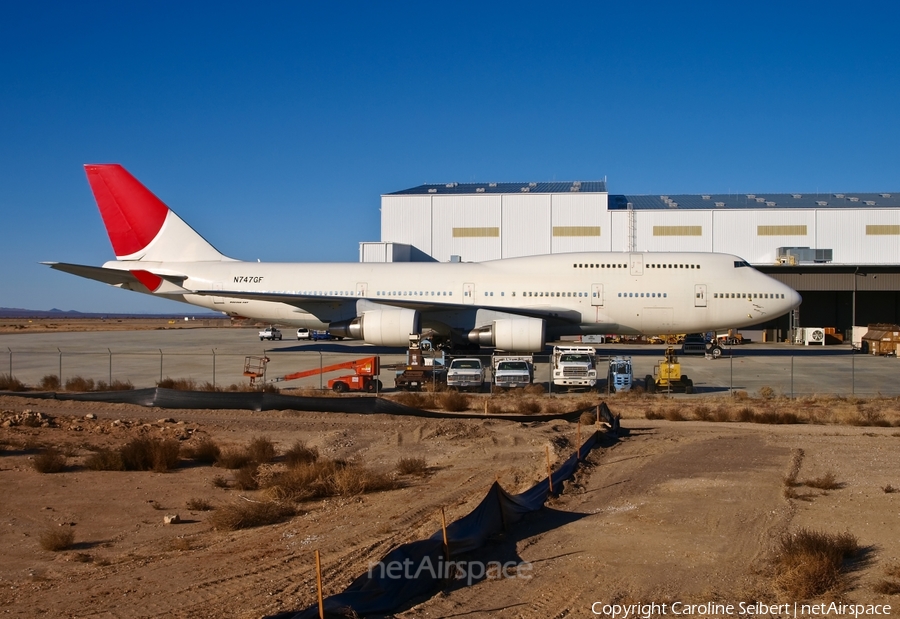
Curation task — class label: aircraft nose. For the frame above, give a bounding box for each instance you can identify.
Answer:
[789,288,802,309]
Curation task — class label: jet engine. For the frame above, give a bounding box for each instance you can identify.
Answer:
[329,309,420,347]
[467,317,545,352]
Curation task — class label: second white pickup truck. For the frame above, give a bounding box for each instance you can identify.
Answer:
[259,327,283,341]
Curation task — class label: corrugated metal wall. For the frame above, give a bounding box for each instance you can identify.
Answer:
[381,195,433,256]
[816,210,900,264]
[501,194,551,258]
[432,195,502,262]
[550,193,608,253]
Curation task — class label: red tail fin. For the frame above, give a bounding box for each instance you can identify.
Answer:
[84,164,169,259]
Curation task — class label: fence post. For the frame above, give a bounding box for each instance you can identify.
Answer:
[58,348,62,386]
[851,349,855,395]
[7,347,11,377]
[212,349,216,389]
[108,348,112,385]
[318,351,323,390]
[159,349,163,384]
[790,355,794,399]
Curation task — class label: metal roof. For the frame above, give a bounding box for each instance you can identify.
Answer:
[612,192,900,210]
[388,181,607,195]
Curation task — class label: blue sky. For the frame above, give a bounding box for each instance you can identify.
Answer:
[2,1,899,313]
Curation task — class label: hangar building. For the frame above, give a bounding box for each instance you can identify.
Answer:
[360,181,900,336]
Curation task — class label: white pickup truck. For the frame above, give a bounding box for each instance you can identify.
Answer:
[492,355,533,388]
[446,358,484,391]
[551,345,598,391]
[258,327,283,341]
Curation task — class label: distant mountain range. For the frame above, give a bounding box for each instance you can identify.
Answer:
[0,308,226,319]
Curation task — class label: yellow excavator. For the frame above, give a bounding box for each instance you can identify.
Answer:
[645,347,694,394]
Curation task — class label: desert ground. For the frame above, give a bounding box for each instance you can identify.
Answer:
[1,319,899,618]
[2,390,899,619]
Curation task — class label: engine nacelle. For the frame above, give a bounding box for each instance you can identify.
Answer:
[330,309,420,347]
[468,317,546,352]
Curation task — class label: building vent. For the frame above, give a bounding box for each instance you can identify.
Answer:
[569,186,580,192]
[766,201,776,206]
[702,195,711,200]
[865,200,876,206]
[715,201,725,207]
[489,182,497,187]
[746,194,756,199]
[816,201,828,206]
[573,181,582,187]
[776,247,833,264]
[667,202,678,208]
[792,194,802,199]
[529,182,537,187]
[755,197,766,203]
[428,188,437,193]
[660,195,669,201]
[834,193,844,198]
[520,187,530,193]
[881,193,891,198]
[475,187,485,193]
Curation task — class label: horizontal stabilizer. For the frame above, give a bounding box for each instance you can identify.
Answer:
[43,262,190,294]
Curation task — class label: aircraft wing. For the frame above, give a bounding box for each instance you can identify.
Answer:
[192,289,584,323]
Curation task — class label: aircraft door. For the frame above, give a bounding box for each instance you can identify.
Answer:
[356,282,368,297]
[591,284,604,307]
[630,254,643,276]
[213,282,224,305]
[463,283,475,305]
[694,284,707,307]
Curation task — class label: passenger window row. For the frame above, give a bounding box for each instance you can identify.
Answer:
[714,292,785,299]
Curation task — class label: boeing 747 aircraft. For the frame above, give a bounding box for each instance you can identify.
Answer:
[46,165,801,351]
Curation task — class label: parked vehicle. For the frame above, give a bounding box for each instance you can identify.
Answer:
[297,328,311,340]
[395,335,446,391]
[492,355,533,388]
[607,356,633,393]
[446,358,484,391]
[551,346,598,391]
[311,330,337,341]
[259,327,282,341]
[646,347,694,393]
[681,333,722,358]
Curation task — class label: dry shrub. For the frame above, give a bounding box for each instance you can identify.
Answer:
[211,475,229,489]
[0,373,26,391]
[772,528,859,598]
[233,465,260,490]
[759,386,776,400]
[247,436,276,464]
[664,407,687,421]
[40,527,75,551]
[885,564,900,579]
[518,399,543,415]
[804,472,841,490]
[263,459,398,502]
[64,376,95,392]
[736,406,754,422]
[523,383,545,396]
[84,448,125,471]
[216,448,253,470]
[392,392,437,409]
[693,405,713,421]
[157,377,197,390]
[120,437,181,472]
[396,457,427,476]
[579,410,597,425]
[873,580,900,595]
[541,400,563,417]
[197,381,221,392]
[39,374,60,390]
[486,399,509,415]
[186,498,213,511]
[181,438,221,463]
[208,500,295,531]
[284,441,318,467]
[712,406,732,422]
[644,408,664,420]
[33,448,66,473]
[437,391,470,412]
[96,379,134,391]
[883,484,898,494]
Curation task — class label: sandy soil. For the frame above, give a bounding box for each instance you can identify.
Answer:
[1,394,898,619]
[0,318,234,334]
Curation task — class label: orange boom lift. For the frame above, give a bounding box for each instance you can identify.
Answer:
[244,356,382,393]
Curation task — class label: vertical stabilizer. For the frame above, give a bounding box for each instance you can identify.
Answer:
[84,164,232,262]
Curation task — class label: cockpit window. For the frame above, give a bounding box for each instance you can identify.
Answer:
[734,260,751,268]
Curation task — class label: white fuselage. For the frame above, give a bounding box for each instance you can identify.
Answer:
[104,251,800,337]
